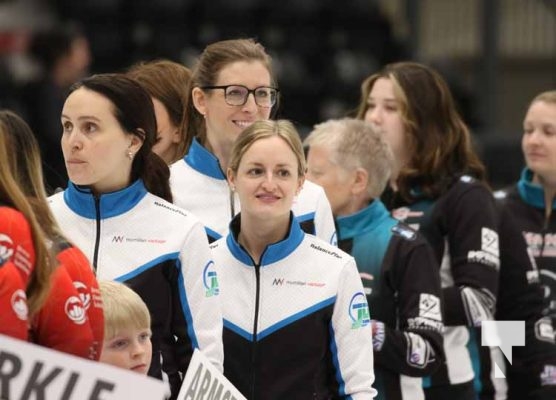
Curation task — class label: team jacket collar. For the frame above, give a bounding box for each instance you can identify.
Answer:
[184,137,226,180]
[226,212,305,266]
[63,179,148,219]
[336,200,390,239]
[517,167,556,210]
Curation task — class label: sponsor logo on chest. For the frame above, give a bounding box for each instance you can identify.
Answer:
[523,231,556,257]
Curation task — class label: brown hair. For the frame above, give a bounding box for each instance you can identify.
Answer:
[184,38,276,151]
[0,110,55,316]
[356,61,486,201]
[127,59,192,162]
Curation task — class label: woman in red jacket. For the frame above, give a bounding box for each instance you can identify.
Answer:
[0,114,53,340]
[0,110,104,359]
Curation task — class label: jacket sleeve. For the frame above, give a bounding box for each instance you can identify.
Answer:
[313,186,338,246]
[442,183,499,327]
[373,240,445,377]
[56,244,104,359]
[0,206,35,285]
[496,203,556,397]
[171,220,224,375]
[331,257,377,399]
[0,261,28,340]
[32,264,95,359]
[0,206,35,340]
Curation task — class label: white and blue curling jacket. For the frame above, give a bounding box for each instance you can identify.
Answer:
[49,180,224,396]
[170,138,337,245]
[211,213,376,400]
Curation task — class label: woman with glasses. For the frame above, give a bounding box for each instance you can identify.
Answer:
[170,38,336,244]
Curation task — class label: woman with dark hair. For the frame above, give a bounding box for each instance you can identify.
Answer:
[356,62,499,400]
[0,109,103,359]
[170,38,336,244]
[127,59,191,165]
[48,73,223,398]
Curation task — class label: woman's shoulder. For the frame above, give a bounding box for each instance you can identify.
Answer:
[0,205,31,231]
[443,174,493,200]
[301,234,353,266]
[141,192,204,226]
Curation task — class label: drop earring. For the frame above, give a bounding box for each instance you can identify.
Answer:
[127,150,134,160]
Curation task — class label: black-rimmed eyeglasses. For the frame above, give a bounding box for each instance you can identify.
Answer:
[201,85,279,108]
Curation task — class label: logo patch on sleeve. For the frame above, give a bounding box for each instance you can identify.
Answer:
[405,332,431,368]
[419,293,441,321]
[391,224,417,241]
[535,317,555,343]
[540,365,556,386]
[65,296,86,325]
[467,227,500,268]
[11,289,28,320]
[0,233,14,266]
[203,261,220,297]
[349,292,370,329]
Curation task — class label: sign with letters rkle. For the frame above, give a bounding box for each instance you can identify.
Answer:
[178,349,246,400]
[0,334,169,400]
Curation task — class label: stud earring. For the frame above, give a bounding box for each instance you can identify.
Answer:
[127,150,134,160]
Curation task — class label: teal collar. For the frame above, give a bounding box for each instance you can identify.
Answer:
[517,167,556,210]
[335,200,391,239]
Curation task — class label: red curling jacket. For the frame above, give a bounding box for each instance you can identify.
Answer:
[0,205,35,340]
[31,239,104,360]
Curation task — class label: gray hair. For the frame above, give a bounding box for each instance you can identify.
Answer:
[304,118,393,198]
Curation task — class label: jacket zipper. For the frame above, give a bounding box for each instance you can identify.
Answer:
[250,262,261,400]
[92,194,101,274]
[539,207,552,257]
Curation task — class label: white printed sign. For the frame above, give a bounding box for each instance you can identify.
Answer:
[0,334,169,400]
[178,349,246,400]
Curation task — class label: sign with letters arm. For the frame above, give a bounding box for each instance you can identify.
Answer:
[178,349,246,400]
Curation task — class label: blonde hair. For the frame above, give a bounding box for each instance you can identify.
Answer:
[228,119,306,178]
[99,280,151,339]
[531,90,556,106]
[305,118,393,199]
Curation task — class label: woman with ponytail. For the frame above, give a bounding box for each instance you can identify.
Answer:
[48,73,223,399]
